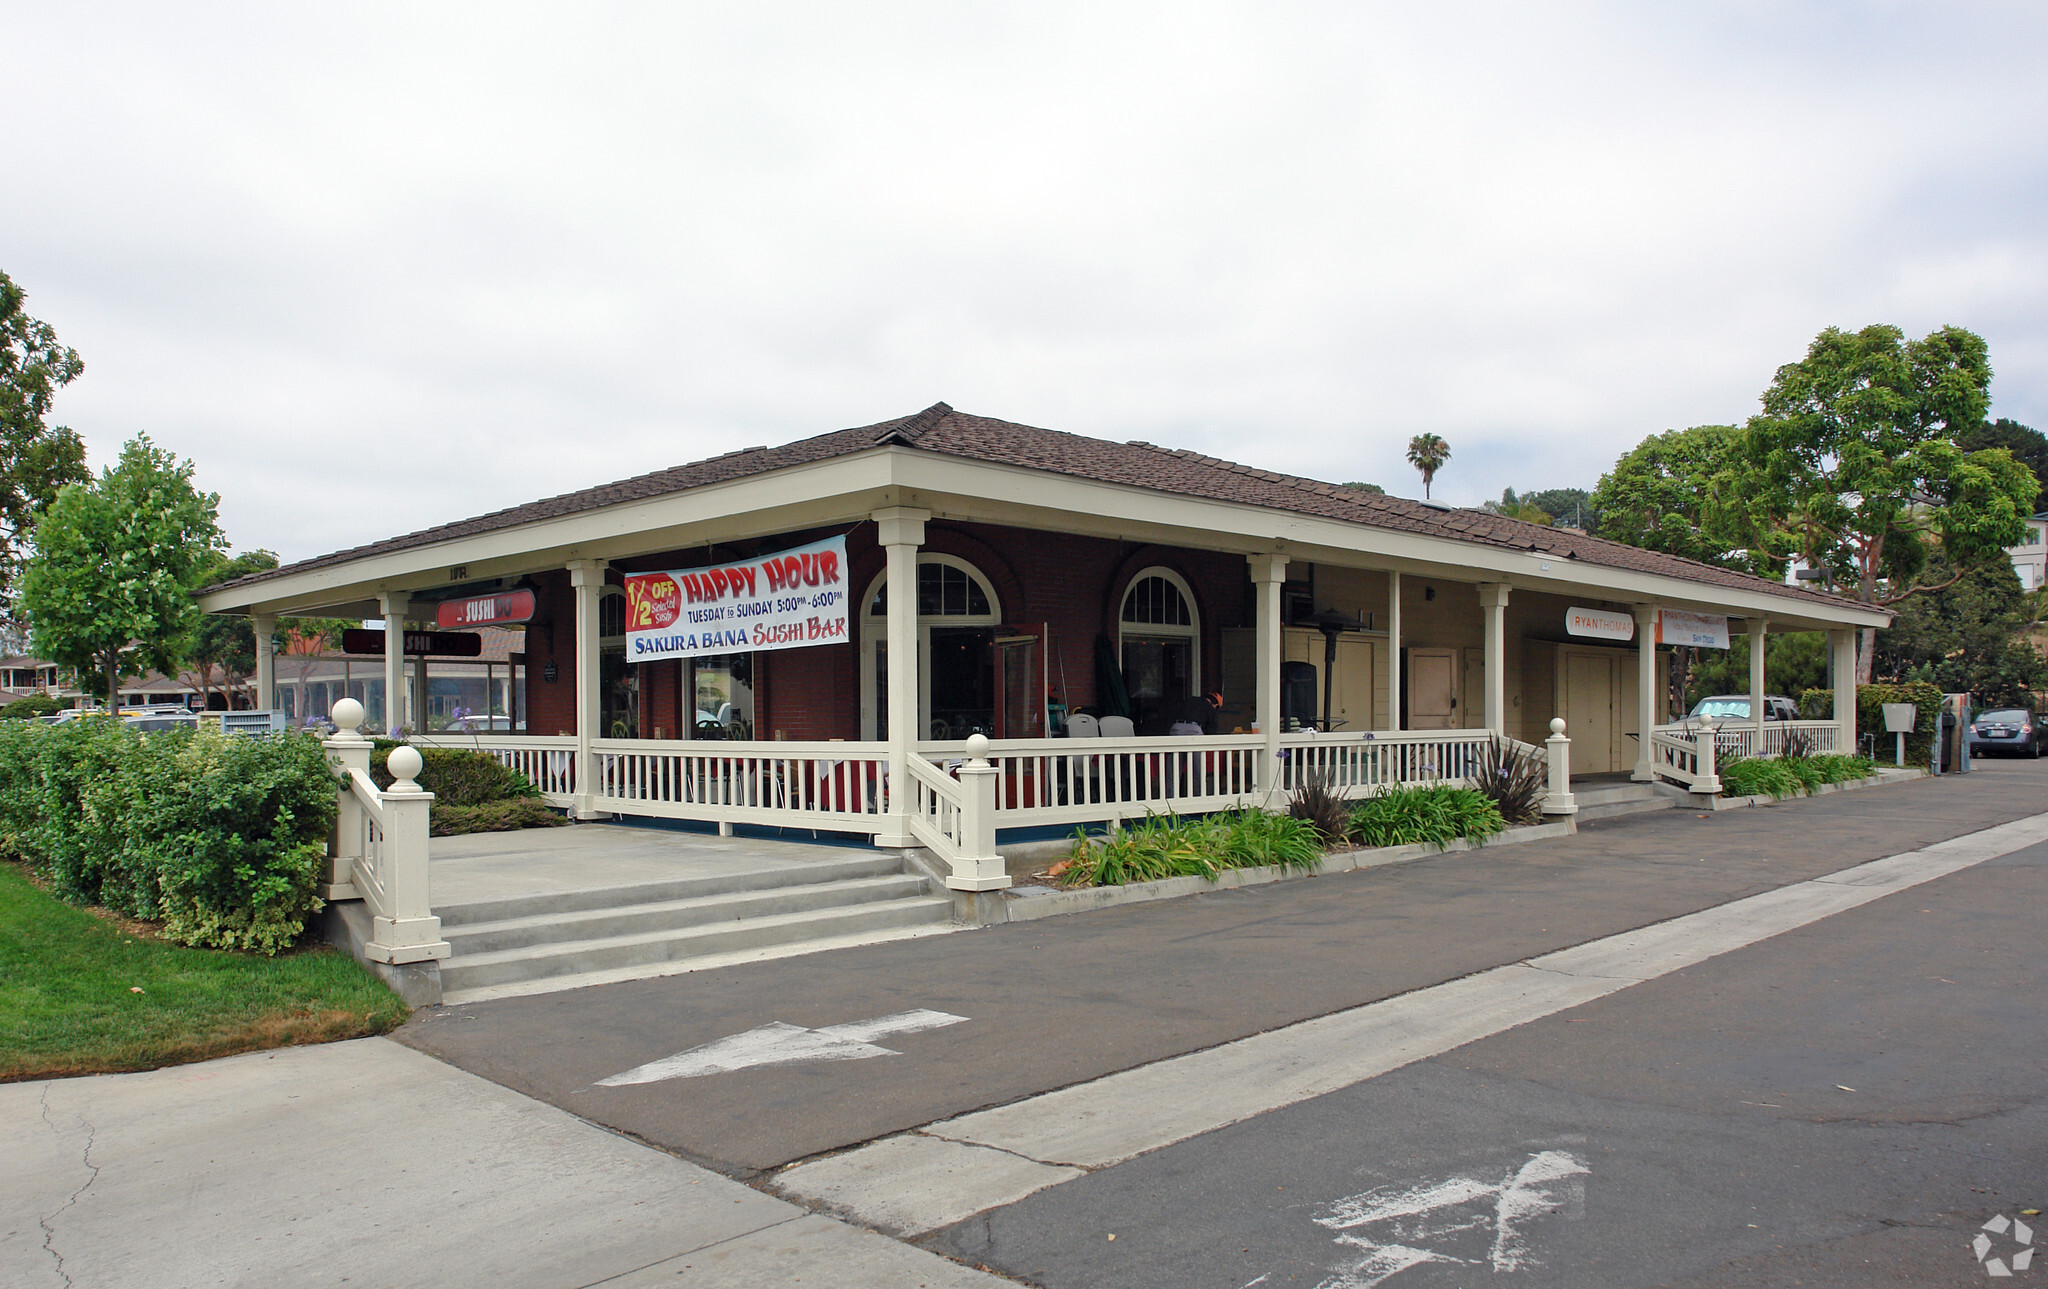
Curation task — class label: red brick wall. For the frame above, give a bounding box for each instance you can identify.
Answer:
[517,522,1252,741]
[523,570,577,736]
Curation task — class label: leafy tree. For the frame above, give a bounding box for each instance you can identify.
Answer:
[1684,631,1830,710]
[1341,481,1385,495]
[1591,425,1777,574]
[1482,488,1553,525]
[0,271,91,615]
[1740,324,2038,679]
[1521,487,1596,531]
[180,549,278,707]
[1958,418,2048,500]
[19,436,224,707]
[1406,433,1450,499]
[1872,556,2045,707]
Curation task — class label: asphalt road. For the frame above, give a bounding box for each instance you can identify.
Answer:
[927,800,2048,1288]
[396,761,2048,1181]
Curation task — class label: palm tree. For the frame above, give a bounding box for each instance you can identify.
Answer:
[1407,433,1451,499]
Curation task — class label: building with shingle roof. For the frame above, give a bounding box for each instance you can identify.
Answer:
[202,403,1885,872]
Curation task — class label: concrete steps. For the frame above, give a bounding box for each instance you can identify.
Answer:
[435,856,953,1002]
[1571,780,1677,821]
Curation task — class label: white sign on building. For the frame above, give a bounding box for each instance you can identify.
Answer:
[1565,607,1635,642]
[1657,609,1730,649]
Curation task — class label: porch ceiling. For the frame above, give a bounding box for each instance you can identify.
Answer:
[200,437,1886,633]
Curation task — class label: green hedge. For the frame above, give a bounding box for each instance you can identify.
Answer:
[432,799,569,837]
[0,720,336,954]
[370,742,541,805]
[1798,681,1945,764]
[0,694,69,721]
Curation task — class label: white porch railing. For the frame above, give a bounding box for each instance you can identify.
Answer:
[904,737,1005,890]
[1707,720,1841,760]
[324,703,449,965]
[411,733,577,805]
[1275,728,1504,796]
[919,733,1267,829]
[1648,725,1722,795]
[590,737,893,831]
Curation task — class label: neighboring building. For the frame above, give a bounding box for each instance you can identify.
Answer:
[270,625,527,730]
[0,656,84,708]
[2008,512,2048,591]
[200,403,1886,853]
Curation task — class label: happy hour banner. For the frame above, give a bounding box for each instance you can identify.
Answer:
[623,535,849,662]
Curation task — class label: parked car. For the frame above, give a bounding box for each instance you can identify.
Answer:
[1966,707,2047,758]
[1683,694,1799,724]
[123,712,200,734]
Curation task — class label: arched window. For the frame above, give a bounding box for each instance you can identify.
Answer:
[860,555,1003,741]
[1118,568,1200,734]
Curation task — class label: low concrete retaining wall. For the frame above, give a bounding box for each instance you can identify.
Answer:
[1000,818,1578,924]
[1694,766,1924,812]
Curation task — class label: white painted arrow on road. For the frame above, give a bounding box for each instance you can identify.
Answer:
[595,1009,969,1086]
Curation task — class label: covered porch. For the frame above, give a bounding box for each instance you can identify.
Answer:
[201,403,1888,964]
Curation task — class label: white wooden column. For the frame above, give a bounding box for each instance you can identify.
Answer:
[1251,552,1288,801]
[874,507,928,848]
[568,559,606,818]
[1632,604,1660,781]
[251,612,277,712]
[1478,583,1509,735]
[377,592,412,735]
[1830,628,1858,755]
[1386,570,1402,730]
[1748,618,1769,736]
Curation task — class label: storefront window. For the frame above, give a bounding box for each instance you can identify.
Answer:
[691,654,755,739]
[1120,570,1200,735]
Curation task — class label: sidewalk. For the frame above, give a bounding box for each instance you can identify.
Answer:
[2,1038,1006,1289]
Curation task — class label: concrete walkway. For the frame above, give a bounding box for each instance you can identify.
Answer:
[2,1037,1005,1289]
[429,822,878,909]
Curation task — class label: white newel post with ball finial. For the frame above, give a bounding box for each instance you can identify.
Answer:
[1542,717,1578,816]
[949,733,1008,891]
[323,697,371,901]
[324,698,447,965]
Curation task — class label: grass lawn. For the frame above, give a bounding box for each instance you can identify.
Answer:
[1,862,410,1082]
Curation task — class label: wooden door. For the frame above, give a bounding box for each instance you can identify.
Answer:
[1408,648,1457,730]
[1563,651,1617,772]
[1331,637,1376,732]
[1462,648,1486,732]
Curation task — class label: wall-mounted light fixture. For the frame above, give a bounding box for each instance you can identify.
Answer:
[1424,585,1436,601]
[542,661,559,683]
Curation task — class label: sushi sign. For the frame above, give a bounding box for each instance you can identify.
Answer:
[622,535,849,663]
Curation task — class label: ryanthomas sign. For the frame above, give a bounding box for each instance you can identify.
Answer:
[622,535,848,662]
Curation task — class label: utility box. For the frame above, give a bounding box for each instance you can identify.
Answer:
[1881,702,1917,767]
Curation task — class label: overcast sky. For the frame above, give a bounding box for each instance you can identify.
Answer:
[5,2,2045,564]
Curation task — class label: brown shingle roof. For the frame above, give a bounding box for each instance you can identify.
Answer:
[212,403,1858,613]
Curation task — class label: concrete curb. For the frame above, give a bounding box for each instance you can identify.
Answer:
[1001,818,1579,923]
[1696,765,1925,812]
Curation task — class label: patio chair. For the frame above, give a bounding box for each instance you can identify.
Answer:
[1098,715,1134,738]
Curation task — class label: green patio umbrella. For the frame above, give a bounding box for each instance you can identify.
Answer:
[1093,633,1132,719]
